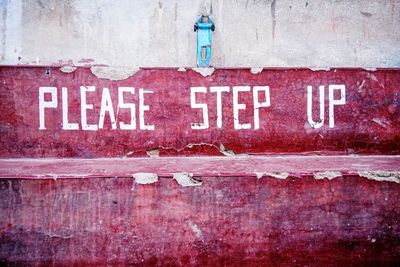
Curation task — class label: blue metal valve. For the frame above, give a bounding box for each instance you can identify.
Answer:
[194,15,215,68]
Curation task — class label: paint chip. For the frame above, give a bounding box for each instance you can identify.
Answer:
[219,143,236,157]
[173,173,202,187]
[250,67,263,74]
[310,67,331,71]
[90,66,139,81]
[314,171,342,180]
[177,67,186,72]
[60,66,77,73]
[192,67,215,77]
[266,172,290,179]
[125,151,134,157]
[133,173,158,184]
[358,171,400,183]
[146,149,160,158]
[255,172,264,179]
[188,221,203,240]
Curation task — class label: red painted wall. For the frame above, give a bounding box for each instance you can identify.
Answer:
[0,67,399,266]
[0,67,399,157]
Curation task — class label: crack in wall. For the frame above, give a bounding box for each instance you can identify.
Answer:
[141,143,243,157]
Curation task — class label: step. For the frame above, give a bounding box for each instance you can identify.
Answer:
[0,156,399,181]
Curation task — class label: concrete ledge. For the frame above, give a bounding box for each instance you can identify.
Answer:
[0,155,399,181]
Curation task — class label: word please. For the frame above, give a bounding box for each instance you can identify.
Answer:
[39,86,154,130]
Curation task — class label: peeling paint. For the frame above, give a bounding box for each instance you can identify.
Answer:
[314,171,342,180]
[90,66,139,81]
[185,143,215,150]
[146,149,160,158]
[192,67,214,77]
[60,66,77,73]
[250,67,263,74]
[125,151,134,157]
[177,67,186,72]
[219,143,236,157]
[219,144,249,157]
[157,142,249,157]
[310,67,331,71]
[358,171,400,183]
[266,172,290,179]
[255,172,264,179]
[132,172,158,184]
[188,221,203,240]
[173,173,202,187]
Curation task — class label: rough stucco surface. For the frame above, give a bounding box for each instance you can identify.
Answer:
[0,0,399,68]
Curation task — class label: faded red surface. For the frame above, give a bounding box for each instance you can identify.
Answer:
[0,67,399,266]
[0,67,399,157]
[0,176,399,266]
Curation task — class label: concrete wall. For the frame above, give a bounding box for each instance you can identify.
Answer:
[1,0,399,68]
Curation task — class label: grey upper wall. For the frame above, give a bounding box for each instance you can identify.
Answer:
[1,0,399,68]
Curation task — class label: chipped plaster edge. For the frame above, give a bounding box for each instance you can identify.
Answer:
[314,171,342,180]
[309,67,331,71]
[362,67,378,71]
[173,173,202,187]
[266,172,290,179]
[250,67,263,74]
[60,66,77,73]
[132,172,158,185]
[192,67,215,77]
[146,149,160,158]
[90,66,140,81]
[358,171,400,183]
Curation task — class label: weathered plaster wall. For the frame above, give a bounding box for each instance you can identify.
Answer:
[1,0,399,68]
